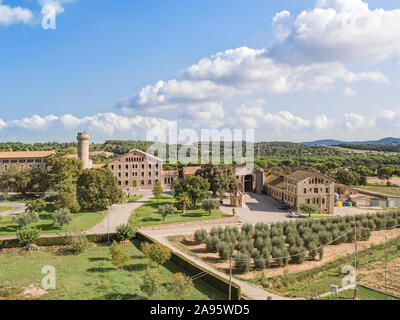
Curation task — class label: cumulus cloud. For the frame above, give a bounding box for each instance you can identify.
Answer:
[1,113,173,139]
[270,0,400,64]
[342,87,358,97]
[344,113,376,129]
[0,1,33,25]
[119,79,234,112]
[181,102,225,128]
[120,46,387,114]
[9,114,59,130]
[234,100,333,132]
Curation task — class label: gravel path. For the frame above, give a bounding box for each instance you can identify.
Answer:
[0,203,26,217]
[87,192,152,234]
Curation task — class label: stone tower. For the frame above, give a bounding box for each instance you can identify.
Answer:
[77,132,91,169]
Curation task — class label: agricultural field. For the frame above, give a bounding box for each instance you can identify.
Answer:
[0,242,226,300]
[168,211,400,299]
[355,185,400,197]
[129,196,230,227]
[0,210,105,237]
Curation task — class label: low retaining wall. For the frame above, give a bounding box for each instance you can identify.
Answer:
[136,231,241,300]
[140,216,240,231]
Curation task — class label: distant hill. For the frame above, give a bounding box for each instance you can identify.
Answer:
[301,137,400,146]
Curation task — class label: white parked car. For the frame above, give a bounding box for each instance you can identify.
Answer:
[288,212,303,218]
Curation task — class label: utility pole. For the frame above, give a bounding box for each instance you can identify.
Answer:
[353,222,358,300]
[107,199,110,244]
[229,256,233,301]
[385,236,387,300]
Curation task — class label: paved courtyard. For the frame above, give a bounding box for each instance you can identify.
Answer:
[221,192,292,225]
[0,203,26,217]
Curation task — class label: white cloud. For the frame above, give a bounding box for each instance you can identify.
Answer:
[234,100,333,132]
[342,87,358,97]
[9,114,58,130]
[344,112,376,129]
[0,118,6,130]
[0,1,33,25]
[121,46,386,113]
[270,0,400,64]
[182,102,225,128]
[119,79,235,112]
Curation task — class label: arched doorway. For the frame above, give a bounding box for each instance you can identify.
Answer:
[244,175,253,193]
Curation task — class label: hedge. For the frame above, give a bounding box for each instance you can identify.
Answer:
[135,232,241,300]
[0,233,116,249]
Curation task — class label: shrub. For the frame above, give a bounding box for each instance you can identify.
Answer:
[307,241,318,260]
[318,231,332,245]
[318,246,324,260]
[236,240,253,254]
[16,227,39,247]
[217,242,234,260]
[270,225,283,237]
[194,229,208,243]
[66,232,90,254]
[140,242,171,266]
[271,236,285,249]
[289,246,306,264]
[252,249,265,270]
[234,252,251,273]
[12,211,40,229]
[140,266,162,297]
[116,223,136,241]
[261,247,271,268]
[25,199,46,213]
[170,273,194,300]
[205,235,221,252]
[158,204,175,221]
[52,208,73,229]
[272,247,285,267]
[241,223,253,235]
[110,242,131,271]
[201,199,220,216]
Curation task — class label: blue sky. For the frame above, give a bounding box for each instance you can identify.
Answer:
[1,0,400,143]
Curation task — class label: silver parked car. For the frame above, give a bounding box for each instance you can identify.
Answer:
[288,212,303,218]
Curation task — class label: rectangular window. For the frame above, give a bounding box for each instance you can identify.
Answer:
[141,180,145,185]
[314,188,318,193]
[326,188,329,193]
[304,188,307,194]
[148,180,152,185]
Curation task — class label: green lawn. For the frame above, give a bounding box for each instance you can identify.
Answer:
[0,242,226,300]
[355,185,400,197]
[0,206,12,213]
[0,210,105,236]
[322,286,398,300]
[129,196,231,227]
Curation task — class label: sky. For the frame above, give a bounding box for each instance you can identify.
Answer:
[1,0,400,143]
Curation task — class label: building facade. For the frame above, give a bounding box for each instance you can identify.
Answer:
[0,150,55,175]
[106,149,164,191]
[266,170,335,214]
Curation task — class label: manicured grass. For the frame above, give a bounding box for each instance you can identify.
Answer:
[129,196,231,227]
[0,206,12,213]
[0,242,226,300]
[322,286,398,300]
[252,236,400,298]
[355,185,400,197]
[0,210,105,236]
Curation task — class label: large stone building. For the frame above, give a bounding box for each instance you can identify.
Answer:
[106,149,166,191]
[0,150,55,175]
[265,170,335,214]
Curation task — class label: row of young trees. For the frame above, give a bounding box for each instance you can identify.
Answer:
[194,211,400,274]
